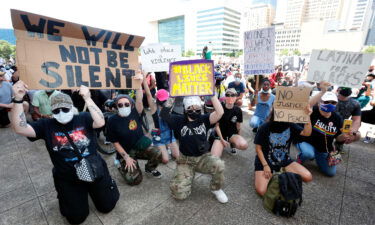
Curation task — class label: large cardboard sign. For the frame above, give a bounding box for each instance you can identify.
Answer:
[282,56,306,72]
[307,49,374,88]
[11,9,144,89]
[244,27,275,75]
[274,86,311,123]
[169,59,214,97]
[141,44,181,72]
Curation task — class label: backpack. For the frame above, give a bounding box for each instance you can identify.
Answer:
[263,172,303,217]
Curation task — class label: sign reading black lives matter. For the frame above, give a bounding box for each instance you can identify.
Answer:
[307,49,374,89]
[11,9,144,89]
[141,44,181,72]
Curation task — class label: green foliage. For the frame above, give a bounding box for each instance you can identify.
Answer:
[182,49,195,57]
[0,40,16,60]
[293,49,301,56]
[279,49,289,56]
[363,46,375,53]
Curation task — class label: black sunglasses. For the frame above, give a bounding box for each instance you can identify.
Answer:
[225,93,237,97]
[117,102,131,108]
[52,107,70,115]
[187,109,202,114]
[323,101,337,105]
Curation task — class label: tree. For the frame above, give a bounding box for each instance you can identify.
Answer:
[0,40,16,60]
[293,49,301,56]
[279,49,289,56]
[182,49,195,57]
[363,46,375,53]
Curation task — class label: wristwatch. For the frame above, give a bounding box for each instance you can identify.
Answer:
[12,98,24,104]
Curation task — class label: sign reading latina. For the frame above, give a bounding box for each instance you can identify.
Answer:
[11,9,144,89]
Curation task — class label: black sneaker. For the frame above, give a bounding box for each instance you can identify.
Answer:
[145,169,162,178]
[230,148,237,155]
[252,127,258,133]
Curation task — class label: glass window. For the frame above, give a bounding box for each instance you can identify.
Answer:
[158,16,185,51]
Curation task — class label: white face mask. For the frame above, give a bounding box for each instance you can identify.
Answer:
[53,110,74,124]
[235,77,241,82]
[118,107,131,117]
[260,88,270,94]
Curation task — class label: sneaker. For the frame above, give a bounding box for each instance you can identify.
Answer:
[252,127,258,133]
[211,189,228,203]
[230,148,237,155]
[145,169,162,178]
[104,140,111,145]
[296,154,303,164]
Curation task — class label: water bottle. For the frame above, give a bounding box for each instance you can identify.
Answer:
[364,127,373,143]
[114,158,121,168]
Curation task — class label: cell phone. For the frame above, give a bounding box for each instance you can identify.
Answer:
[342,119,352,133]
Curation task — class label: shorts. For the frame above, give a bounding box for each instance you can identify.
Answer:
[254,156,293,172]
[153,130,176,147]
[0,108,10,126]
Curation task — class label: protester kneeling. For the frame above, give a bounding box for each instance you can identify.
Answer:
[11,81,119,225]
[254,108,313,197]
[160,95,228,203]
[211,88,248,156]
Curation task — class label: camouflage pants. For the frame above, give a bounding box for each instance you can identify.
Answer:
[119,146,162,185]
[170,153,225,200]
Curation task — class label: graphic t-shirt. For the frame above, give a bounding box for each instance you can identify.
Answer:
[299,106,342,153]
[107,108,144,153]
[228,81,245,96]
[254,122,303,167]
[335,98,361,120]
[29,112,99,180]
[218,102,243,139]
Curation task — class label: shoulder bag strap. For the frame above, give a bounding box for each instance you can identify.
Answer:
[62,131,83,161]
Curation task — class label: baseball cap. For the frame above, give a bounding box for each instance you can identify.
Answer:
[321,91,338,102]
[183,96,202,110]
[115,94,135,105]
[226,88,237,95]
[51,93,73,111]
[155,89,169,101]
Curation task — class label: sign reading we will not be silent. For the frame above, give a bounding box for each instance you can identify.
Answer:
[274,86,312,123]
[141,44,181,72]
[169,60,214,97]
[307,49,374,89]
[11,9,144,89]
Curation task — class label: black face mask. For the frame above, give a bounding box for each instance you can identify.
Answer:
[339,88,352,97]
[187,111,201,120]
[156,100,166,106]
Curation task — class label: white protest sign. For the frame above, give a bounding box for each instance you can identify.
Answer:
[141,44,181,72]
[244,27,275,75]
[307,49,374,88]
[274,86,311,123]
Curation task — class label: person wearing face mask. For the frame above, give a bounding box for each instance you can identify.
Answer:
[10,81,119,224]
[295,82,350,177]
[250,79,275,133]
[160,95,227,203]
[355,73,375,108]
[211,88,248,156]
[334,87,362,151]
[31,89,61,120]
[227,72,246,106]
[106,73,163,185]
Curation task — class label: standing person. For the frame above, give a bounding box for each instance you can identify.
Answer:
[142,72,156,109]
[269,66,284,89]
[227,72,246,106]
[0,71,13,128]
[10,81,119,224]
[211,88,248,156]
[32,89,61,120]
[107,73,163,185]
[254,108,313,196]
[295,82,350,177]
[160,95,227,203]
[249,79,275,132]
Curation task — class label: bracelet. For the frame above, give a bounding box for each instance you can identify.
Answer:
[12,98,24,104]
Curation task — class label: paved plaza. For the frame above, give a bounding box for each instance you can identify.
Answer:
[0,109,374,225]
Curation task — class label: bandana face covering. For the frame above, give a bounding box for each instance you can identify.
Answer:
[320,103,336,113]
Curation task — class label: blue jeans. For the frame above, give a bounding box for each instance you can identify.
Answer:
[295,142,336,177]
[249,115,265,128]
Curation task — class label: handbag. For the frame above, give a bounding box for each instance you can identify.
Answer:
[63,131,97,182]
[324,133,342,166]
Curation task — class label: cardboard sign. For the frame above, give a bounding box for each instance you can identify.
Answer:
[282,56,306,72]
[141,44,181,72]
[274,86,311,123]
[11,9,144,89]
[244,27,275,75]
[169,59,214,97]
[307,49,374,88]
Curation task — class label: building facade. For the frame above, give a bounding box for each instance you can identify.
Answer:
[158,16,185,52]
[242,4,275,31]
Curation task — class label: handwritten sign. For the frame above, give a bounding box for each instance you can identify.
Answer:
[307,49,374,88]
[244,27,275,75]
[169,59,214,97]
[282,56,306,72]
[274,86,311,123]
[11,9,144,89]
[141,44,181,72]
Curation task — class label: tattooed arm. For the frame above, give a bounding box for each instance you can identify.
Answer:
[11,81,36,137]
[79,85,105,129]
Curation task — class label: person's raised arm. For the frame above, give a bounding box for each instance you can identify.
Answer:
[309,81,331,107]
[79,85,105,129]
[143,73,157,115]
[134,71,144,114]
[300,105,312,136]
[10,81,36,137]
[209,95,224,124]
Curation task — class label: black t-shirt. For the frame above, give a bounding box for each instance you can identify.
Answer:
[29,112,99,180]
[299,106,342,153]
[166,113,212,157]
[218,102,243,139]
[254,122,303,167]
[335,98,361,120]
[106,108,143,153]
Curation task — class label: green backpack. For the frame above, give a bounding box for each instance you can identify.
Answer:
[263,172,303,217]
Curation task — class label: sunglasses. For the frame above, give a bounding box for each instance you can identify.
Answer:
[187,109,202,114]
[323,101,337,105]
[117,102,130,108]
[225,93,237,97]
[52,107,70,115]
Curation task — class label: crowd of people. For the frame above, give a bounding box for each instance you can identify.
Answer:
[1,60,374,224]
